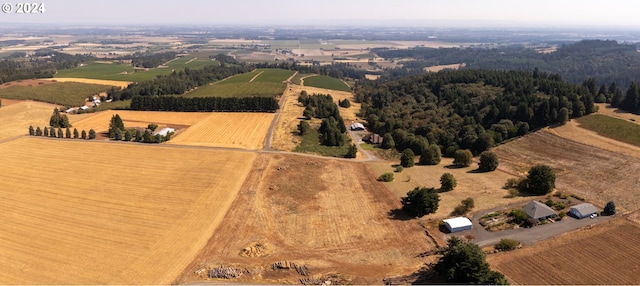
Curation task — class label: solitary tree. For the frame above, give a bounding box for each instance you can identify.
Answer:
[400,148,415,168]
[434,237,508,284]
[453,149,473,167]
[88,129,96,140]
[401,187,439,217]
[440,173,456,192]
[478,151,499,172]
[604,201,616,215]
[81,129,87,139]
[297,120,310,135]
[523,164,556,195]
[28,125,34,136]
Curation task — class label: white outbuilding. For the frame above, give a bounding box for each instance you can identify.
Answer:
[569,203,598,219]
[443,217,473,233]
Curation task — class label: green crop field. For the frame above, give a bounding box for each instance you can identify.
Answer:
[576,114,640,147]
[55,56,219,82]
[184,68,294,98]
[303,75,351,92]
[0,82,113,106]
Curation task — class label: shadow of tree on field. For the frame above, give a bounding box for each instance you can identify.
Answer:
[387,208,414,221]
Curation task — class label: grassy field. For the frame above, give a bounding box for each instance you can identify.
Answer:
[185,68,293,98]
[55,56,219,82]
[303,75,351,92]
[0,82,113,106]
[0,137,256,284]
[168,112,275,150]
[576,113,640,147]
[293,124,353,158]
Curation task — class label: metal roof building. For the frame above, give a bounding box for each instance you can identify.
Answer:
[443,217,473,233]
[569,203,599,219]
[524,201,557,220]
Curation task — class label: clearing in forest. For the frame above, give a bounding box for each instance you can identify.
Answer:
[0,137,256,284]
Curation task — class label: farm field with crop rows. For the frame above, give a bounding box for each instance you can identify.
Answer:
[185,68,294,98]
[0,137,256,284]
[0,81,114,106]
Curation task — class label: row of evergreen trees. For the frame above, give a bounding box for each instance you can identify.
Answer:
[129,95,279,112]
[29,125,96,140]
[108,114,172,143]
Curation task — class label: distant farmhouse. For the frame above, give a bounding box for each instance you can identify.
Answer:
[153,127,175,137]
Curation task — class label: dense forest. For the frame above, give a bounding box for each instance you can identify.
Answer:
[373,40,640,88]
[356,69,595,156]
[129,95,279,112]
[0,50,92,83]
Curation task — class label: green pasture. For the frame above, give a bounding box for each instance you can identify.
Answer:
[294,126,353,158]
[303,75,351,92]
[0,82,113,106]
[184,68,293,98]
[576,113,640,147]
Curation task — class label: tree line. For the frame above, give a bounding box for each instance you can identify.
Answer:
[108,114,173,143]
[298,92,347,147]
[0,50,92,83]
[129,95,279,112]
[29,125,96,140]
[356,69,595,157]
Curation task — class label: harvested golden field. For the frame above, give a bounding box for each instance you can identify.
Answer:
[0,137,256,284]
[494,129,640,213]
[168,112,274,150]
[69,110,211,134]
[43,77,132,89]
[424,63,466,72]
[488,217,640,284]
[177,154,435,285]
[0,100,60,140]
[368,158,529,220]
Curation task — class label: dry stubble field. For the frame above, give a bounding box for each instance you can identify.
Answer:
[177,154,435,285]
[69,109,211,134]
[0,137,256,284]
[0,100,60,140]
[168,112,274,150]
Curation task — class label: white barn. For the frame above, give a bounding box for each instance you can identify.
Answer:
[153,127,175,137]
[350,122,365,131]
[443,217,473,233]
[569,203,598,219]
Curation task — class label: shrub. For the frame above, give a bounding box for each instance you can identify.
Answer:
[453,149,473,167]
[509,209,529,224]
[378,172,394,182]
[394,165,404,173]
[400,148,415,167]
[440,173,456,192]
[478,151,499,172]
[604,201,616,215]
[495,238,520,251]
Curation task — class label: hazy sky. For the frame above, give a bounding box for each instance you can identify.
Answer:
[1,0,639,27]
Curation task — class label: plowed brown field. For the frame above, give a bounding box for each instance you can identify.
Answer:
[0,137,255,284]
[168,112,274,150]
[494,128,640,213]
[176,154,435,285]
[488,217,640,284]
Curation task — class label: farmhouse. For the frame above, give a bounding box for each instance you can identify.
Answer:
[365,133,383,144]
[569,203,599,219]
[350,122,365,131]
[153,127,175,137]
[524,201,556,220]
[443,217,473,233]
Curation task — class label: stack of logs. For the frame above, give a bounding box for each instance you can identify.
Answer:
[207,266,247,279]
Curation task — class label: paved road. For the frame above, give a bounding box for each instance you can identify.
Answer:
[444,203,613,247]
